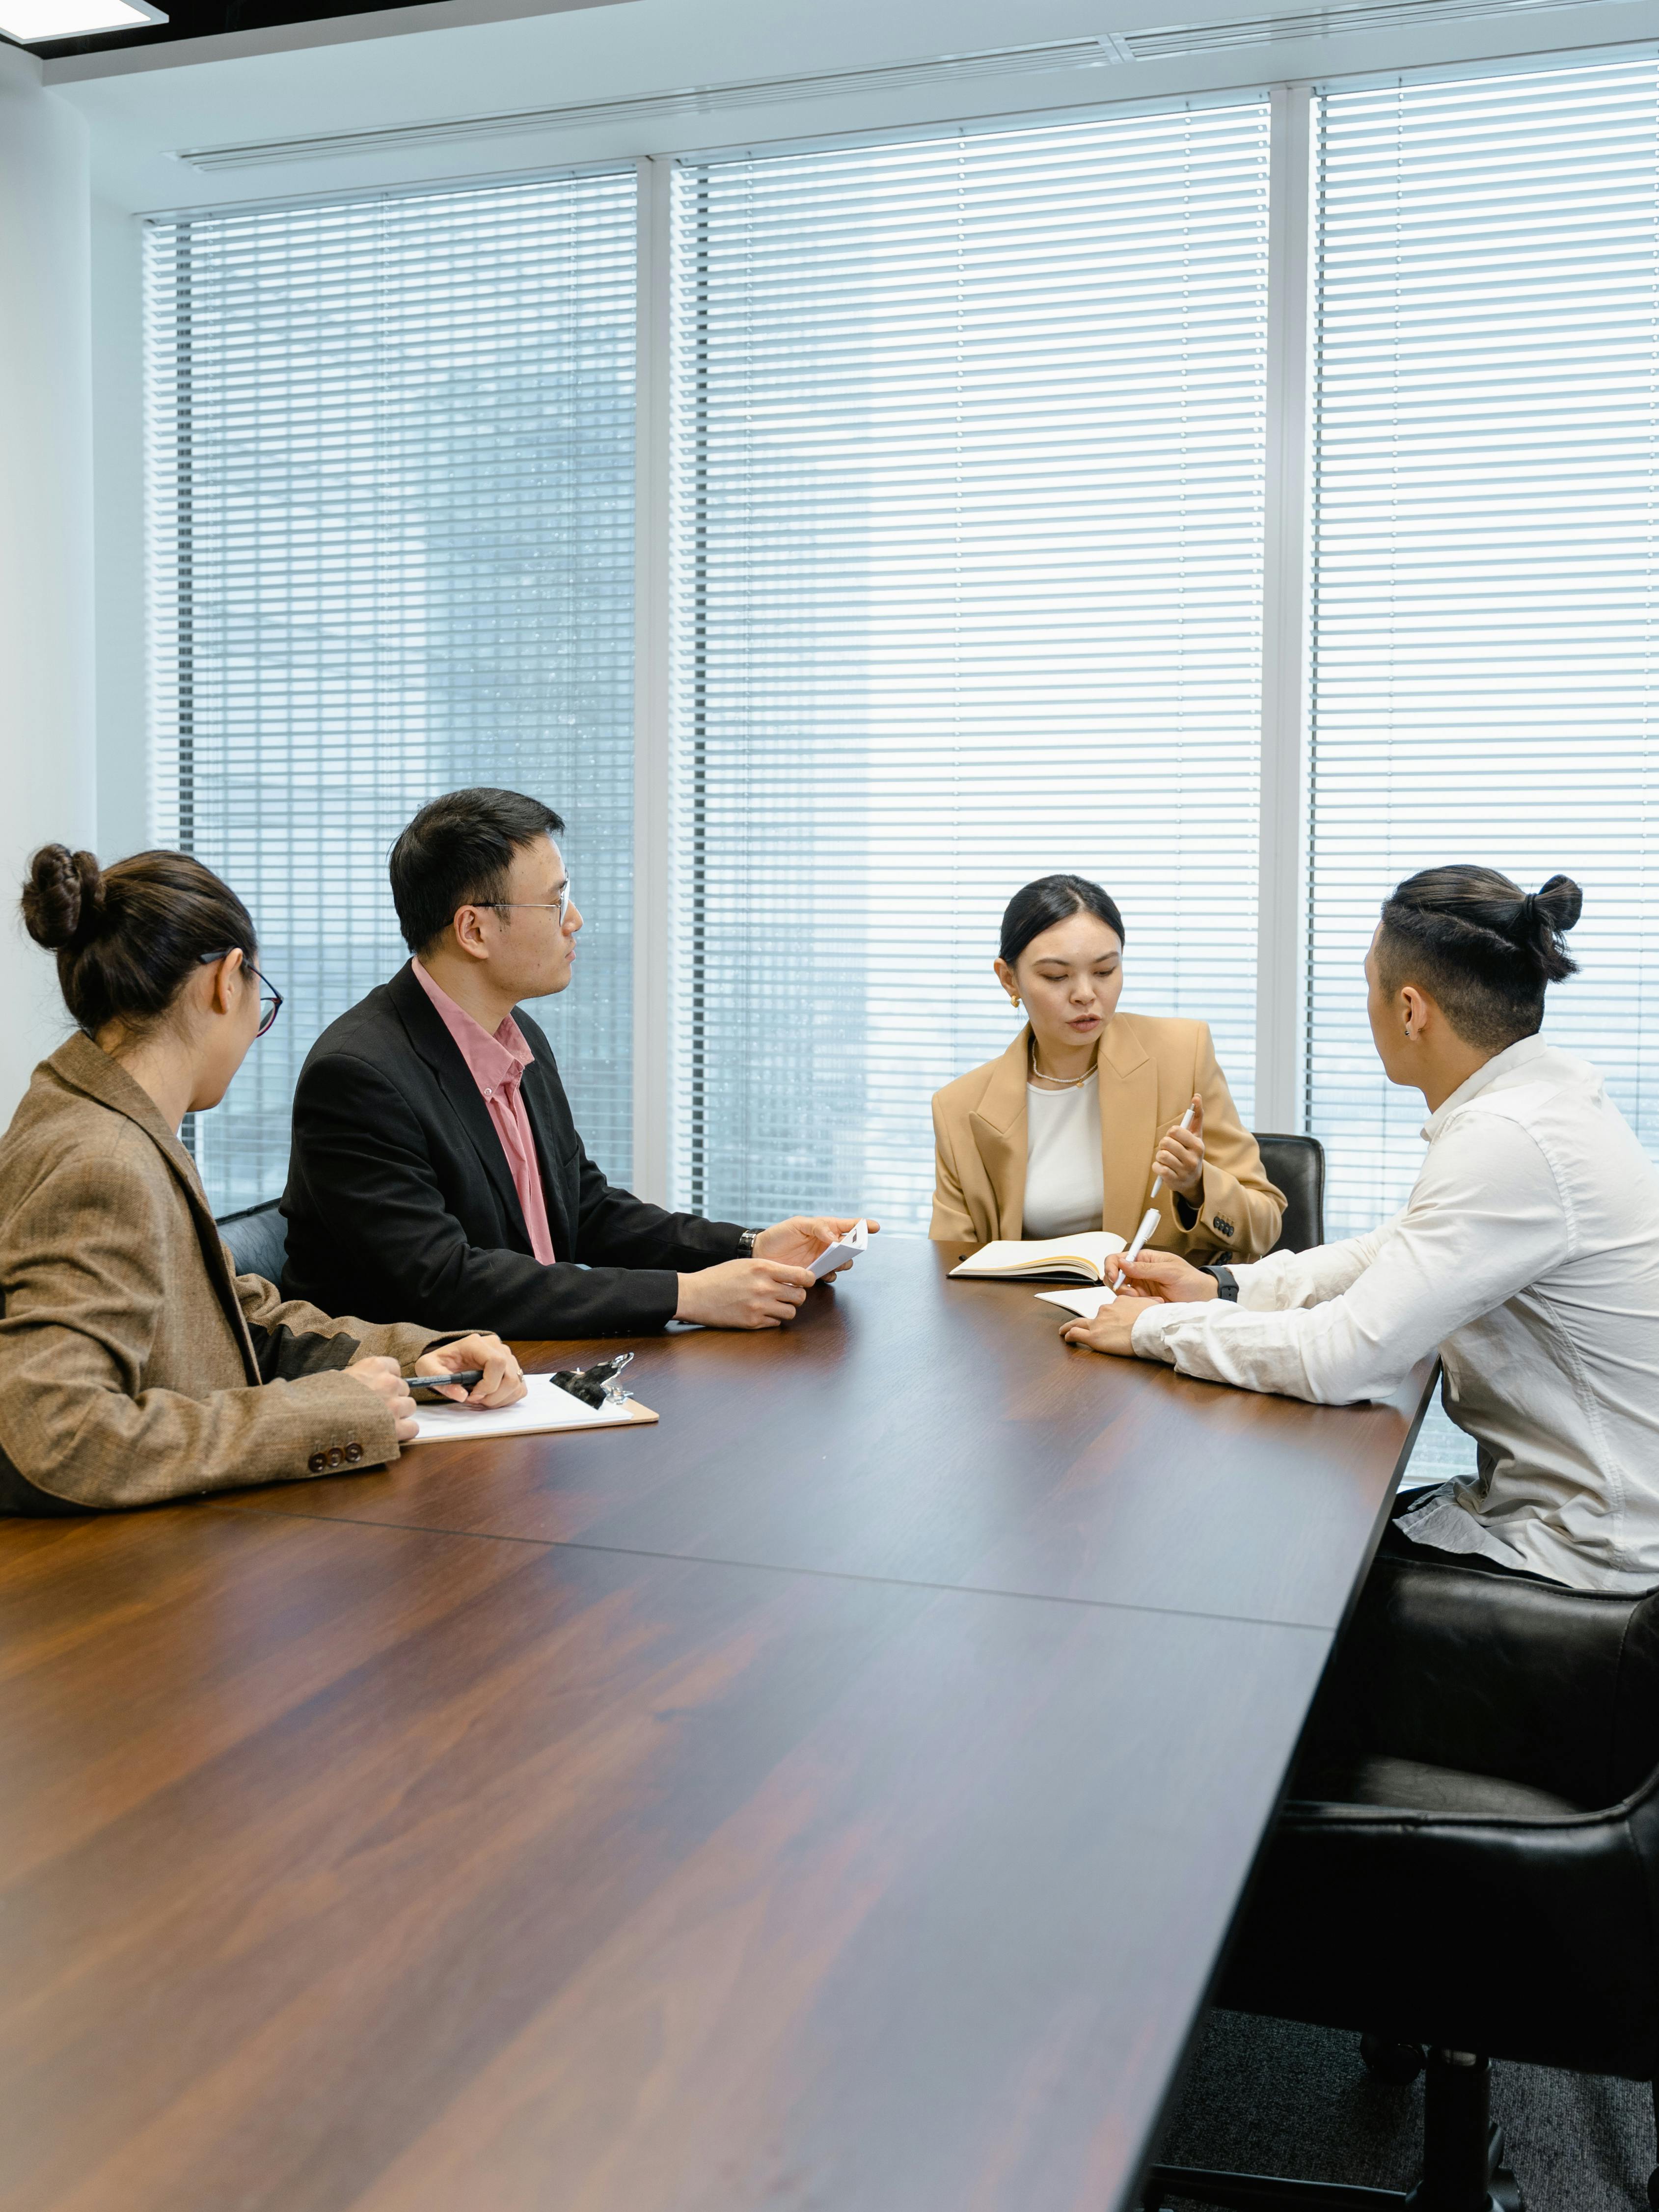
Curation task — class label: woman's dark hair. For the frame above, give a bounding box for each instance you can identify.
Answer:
[22,846,257,1039]
[1377,865,1582,1051]
[999,874,1125,968]
[389,787,566,956]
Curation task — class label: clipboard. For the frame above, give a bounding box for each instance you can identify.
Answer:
[405,1371,659,1446]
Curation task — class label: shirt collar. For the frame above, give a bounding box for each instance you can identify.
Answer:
[1422,1033,1550,1141]
[411,958,535,1098]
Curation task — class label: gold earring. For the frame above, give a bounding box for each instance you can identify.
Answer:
[1008,992,1021,1010]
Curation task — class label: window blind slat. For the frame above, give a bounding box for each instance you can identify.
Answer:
[145,172,638,1214]
[1307,55,1659,1257]
[668,104,1271,1231]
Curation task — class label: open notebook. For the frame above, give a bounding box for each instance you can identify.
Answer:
[406,1372,657,1446]
[949,1231,1126,1284]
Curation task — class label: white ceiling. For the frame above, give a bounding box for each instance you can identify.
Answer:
[42,0,1659,214]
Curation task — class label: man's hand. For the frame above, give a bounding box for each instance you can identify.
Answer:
[1060,1295,1164,1358]
[1152,1093,1206,1201]
[413,1333,525,1407]
[753,1215,881,1281]
[676,1258,816,1329]
[1113,1251,1218,1303]
[345,1354,420,1442]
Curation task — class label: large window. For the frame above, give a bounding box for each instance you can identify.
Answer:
[145,169,637,1213]
[1306,56,1659,1241]
[141,55,1659,1284]
[667,103,1272,1229]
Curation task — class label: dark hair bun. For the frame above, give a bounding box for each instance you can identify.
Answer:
[1530,874,1583,937]
[21,845,105,952]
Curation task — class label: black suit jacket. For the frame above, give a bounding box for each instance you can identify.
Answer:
[281,963,744,1338]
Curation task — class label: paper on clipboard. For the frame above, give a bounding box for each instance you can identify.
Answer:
[809,1218,869,1281]
[405,1372,657,1446]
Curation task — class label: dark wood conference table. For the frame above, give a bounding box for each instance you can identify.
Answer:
[0,1238,1434,2212]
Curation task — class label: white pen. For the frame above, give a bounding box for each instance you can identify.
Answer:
[1112,1103,1197,1286]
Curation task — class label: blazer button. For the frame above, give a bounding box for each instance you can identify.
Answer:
[307,1452,326,1473]
[344,1442,363,1464]
[326,1447,344,1470]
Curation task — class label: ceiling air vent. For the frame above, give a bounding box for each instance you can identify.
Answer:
[1123,0,1641,59]
[174,36,1133,171]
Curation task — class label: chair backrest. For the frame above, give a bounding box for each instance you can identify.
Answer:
[217,1199,288,1285]
[1253,1132,1325,1253]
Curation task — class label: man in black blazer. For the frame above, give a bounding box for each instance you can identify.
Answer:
[282,788,873,1338]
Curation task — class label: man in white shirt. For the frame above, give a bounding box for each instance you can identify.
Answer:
[1062,865,1659,1594]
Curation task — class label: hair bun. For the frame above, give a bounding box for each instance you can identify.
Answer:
[1512,873,1581,985]
[21,845,106,953]
[1532,874,1583,934]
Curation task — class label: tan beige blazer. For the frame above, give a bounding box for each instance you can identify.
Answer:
[0,1034,451,1513]
[930,1013,1284,1262]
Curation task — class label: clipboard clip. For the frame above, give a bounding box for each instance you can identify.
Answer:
[548,1351,636,1411]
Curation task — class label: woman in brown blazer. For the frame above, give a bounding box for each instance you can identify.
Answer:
[0,845,524,1514]
[930,874,1284,1264]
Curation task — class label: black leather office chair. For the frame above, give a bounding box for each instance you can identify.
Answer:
[216,1199,289,1284]
[1253,1133,1325,1254]
[1145,1550,1659,2212]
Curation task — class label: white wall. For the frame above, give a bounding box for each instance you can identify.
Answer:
[0,45,96,1117]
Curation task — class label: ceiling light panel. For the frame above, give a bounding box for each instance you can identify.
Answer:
[1,0,163,41]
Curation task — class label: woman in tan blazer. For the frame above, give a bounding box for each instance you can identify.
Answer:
[930,874,1283,1264]
[0,844,524,1515]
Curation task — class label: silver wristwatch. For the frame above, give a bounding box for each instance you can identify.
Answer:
[736,1229,760,1257]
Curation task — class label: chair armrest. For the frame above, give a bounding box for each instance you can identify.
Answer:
[1307,1551,1649,1808]
[1217,1793,1659,2079]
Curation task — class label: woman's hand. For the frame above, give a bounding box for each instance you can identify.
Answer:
[1113,1251,1218,1303]
[413,1333,525,1406]
[1153,1093,1206,1200]
[1060,1295,1163,1357]
[345,1354,420,1442]
[753,1215,881,1281]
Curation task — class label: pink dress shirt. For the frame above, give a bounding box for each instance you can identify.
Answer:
[412,959,556,1265]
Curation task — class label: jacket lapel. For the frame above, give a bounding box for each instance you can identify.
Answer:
[47,1034,261,1381]
[968,1029,1032,1240]
[387,963,533,1251]
[1097,1015,1159,1240]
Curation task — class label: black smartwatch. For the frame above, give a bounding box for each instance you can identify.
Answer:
[736,1229,760,1257]
[1205,1264,1240,1303]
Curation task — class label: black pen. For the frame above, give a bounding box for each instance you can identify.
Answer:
[405,1368,486,1393]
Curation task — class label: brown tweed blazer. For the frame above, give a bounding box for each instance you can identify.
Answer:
[0,1034,449,1513]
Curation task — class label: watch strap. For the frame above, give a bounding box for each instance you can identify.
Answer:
[736,1229,760,1258]
[1206,1263,1240,1303]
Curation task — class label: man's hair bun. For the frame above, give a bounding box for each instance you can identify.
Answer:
[1380,862,1581,1053]
[21,846,105,953]
[1527,873,1584,954]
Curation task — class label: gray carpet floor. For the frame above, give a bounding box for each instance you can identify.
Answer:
[1154,2010,1656,2210]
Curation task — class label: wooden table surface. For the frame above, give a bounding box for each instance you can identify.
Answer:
[0,1238,1435,2212]
[237,1240,1434,1634]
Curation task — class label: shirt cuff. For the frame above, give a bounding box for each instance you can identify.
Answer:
[1131,1308,1180,1363]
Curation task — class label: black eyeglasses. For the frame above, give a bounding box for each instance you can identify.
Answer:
[199,950,283,1038]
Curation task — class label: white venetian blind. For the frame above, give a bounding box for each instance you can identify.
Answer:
[668,102,1272,1230]
[1308,57,1659,1242]
[145,168,637,1215]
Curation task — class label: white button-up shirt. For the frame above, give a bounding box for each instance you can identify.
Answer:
[1130,1037,1659,1591]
